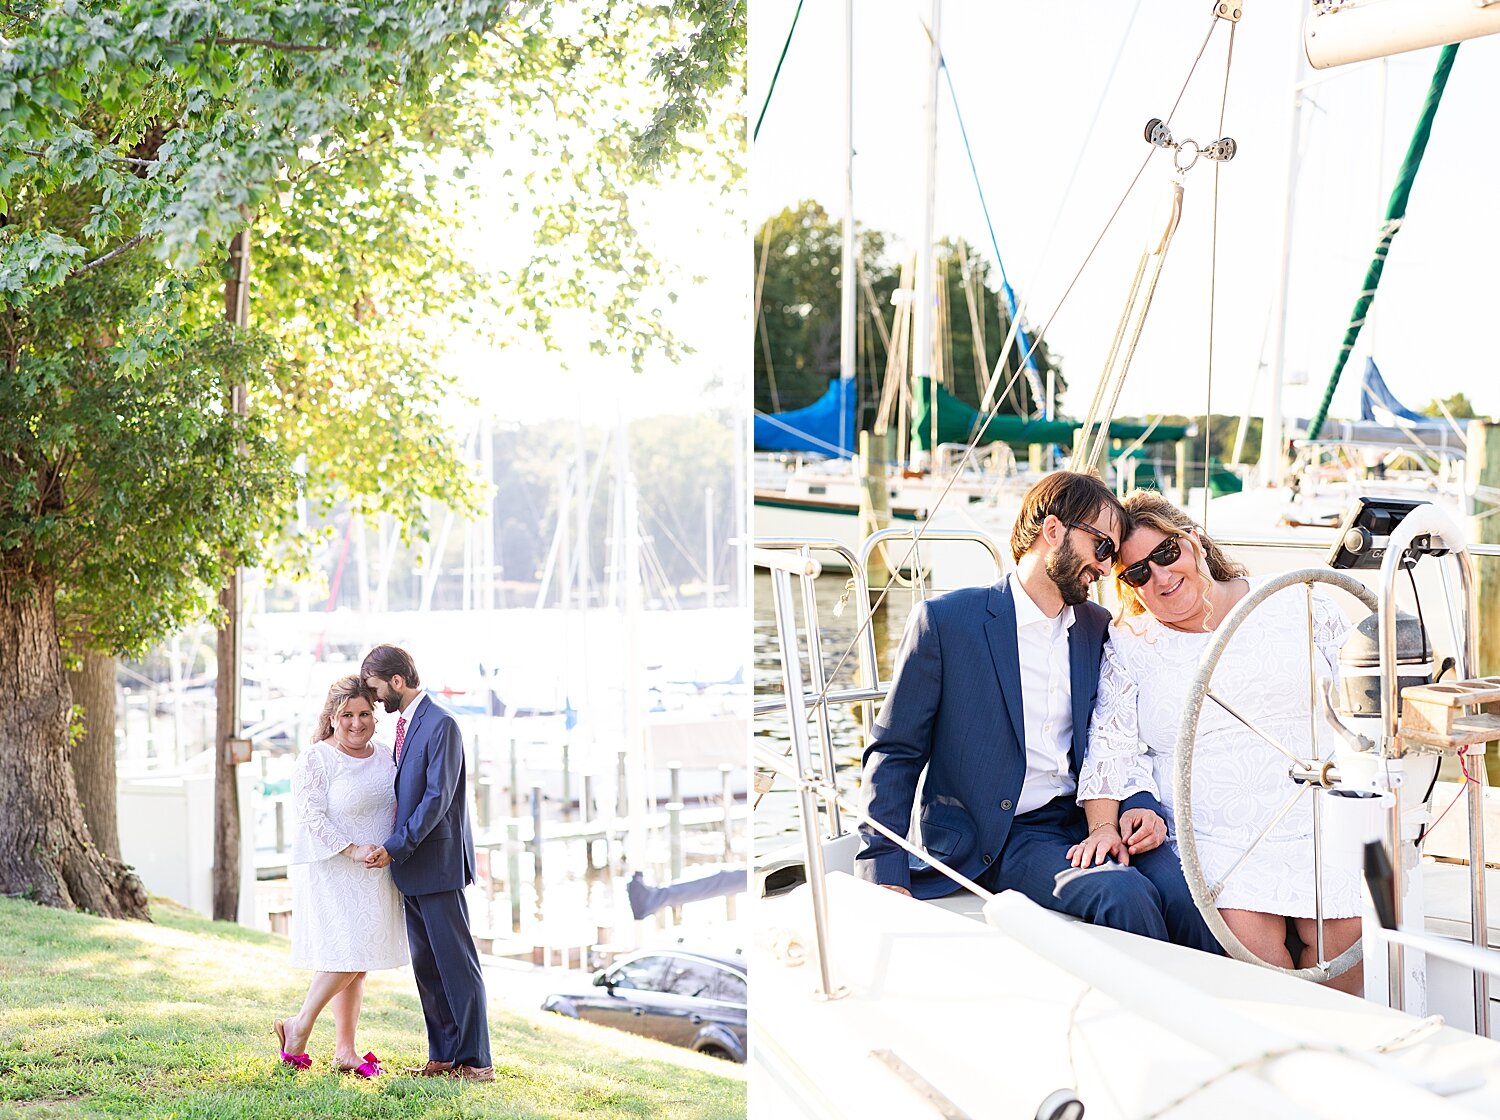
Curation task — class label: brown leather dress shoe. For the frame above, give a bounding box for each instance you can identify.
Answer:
[447,1064,496,1082]
[405,1060,454,1076]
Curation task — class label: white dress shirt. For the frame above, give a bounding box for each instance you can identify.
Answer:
[1010,573,1079,815]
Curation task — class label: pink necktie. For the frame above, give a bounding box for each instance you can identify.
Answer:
[393,715,407,766]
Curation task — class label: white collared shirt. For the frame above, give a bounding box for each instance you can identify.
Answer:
[398,689,428,720]
[1010,574,1079,815]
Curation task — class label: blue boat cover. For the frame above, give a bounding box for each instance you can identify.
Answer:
[754,379,856,458]
[1358,358,1446,429]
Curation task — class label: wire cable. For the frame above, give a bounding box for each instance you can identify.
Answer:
[753,0,805,143]
[787,8,1236,718]
[1202,19,1238,529]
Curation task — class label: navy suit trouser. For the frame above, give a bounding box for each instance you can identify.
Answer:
[404,889,492,1066]
[983,796,1221,954]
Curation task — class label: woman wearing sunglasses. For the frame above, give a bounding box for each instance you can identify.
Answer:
[1069,489,1363,993]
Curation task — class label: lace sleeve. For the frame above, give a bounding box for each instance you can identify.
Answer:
[1079,634,1160,803]
[290,746,349,864]
[1311,590,1355,678]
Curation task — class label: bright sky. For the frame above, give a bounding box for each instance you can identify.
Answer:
[445,137,747,429]
[750,0,1500,428]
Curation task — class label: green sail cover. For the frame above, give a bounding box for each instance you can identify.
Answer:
[1305,43,1458,442]
[910,378,1190,452]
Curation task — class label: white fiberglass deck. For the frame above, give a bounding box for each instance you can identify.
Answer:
[751,874,1500,1119]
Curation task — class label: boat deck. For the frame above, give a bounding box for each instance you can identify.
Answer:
[751,873,1500,1119]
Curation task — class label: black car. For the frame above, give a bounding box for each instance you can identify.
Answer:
[541,948,747,1062]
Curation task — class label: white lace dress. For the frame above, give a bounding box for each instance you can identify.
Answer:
[1078,579,1362,917]
[288,739,409,970]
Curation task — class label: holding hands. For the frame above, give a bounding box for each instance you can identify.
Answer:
[340,843,391,867]
[1068,822,1128,868]
[1066,808,1166,868]
[1119,807,1166,856]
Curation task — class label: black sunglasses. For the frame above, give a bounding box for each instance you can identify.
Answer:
[1064,520,1117,563]
[1119,535,1184,588]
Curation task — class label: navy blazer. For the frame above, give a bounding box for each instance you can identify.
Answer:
[383,694,477,896]
[856,576,1161,898]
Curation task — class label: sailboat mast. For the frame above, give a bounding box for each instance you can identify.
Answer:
[839,0,856,453]
[1258,69,1304,489]
[914,0,941,468]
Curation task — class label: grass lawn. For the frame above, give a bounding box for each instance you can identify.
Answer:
[0,897,745,1119]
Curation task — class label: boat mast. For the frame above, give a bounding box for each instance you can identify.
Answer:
[615,412,650,874]
[1257,56,1305,489]
[913,0,941,469]
[839,0,856,452]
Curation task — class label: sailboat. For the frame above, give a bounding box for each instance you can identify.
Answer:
[752,3,1500,1116]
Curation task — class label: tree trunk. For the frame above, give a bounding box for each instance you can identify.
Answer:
[212,573,242,922]
[65,651,120,861]
[213,224,251,923]
[0,573,149,919]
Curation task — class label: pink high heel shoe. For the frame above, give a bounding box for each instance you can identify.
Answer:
[273,1019,312,1071]
[336,1052,383,1078]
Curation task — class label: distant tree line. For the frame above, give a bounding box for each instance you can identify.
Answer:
[754,201,1066,428]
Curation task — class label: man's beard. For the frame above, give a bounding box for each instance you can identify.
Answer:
[382,693,402,713]
[1045,534,1094,606]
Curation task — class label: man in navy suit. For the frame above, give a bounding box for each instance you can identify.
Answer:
[361,644,494,1081]
[856,472,1218,951]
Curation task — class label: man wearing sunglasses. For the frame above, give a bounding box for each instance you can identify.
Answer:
[855,471,1217,953]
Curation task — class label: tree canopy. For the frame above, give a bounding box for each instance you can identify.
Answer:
[0,0,745,918]
[2,0,746,651]
[1421,391,1487,422]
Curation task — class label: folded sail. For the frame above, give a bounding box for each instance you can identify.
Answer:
[753,380,856,458]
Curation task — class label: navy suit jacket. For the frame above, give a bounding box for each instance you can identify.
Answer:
[383,694,477,896]
[855,576,1162,899]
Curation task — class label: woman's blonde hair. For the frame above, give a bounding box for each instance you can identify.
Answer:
[311,674,378,745]
[1115,489,1247,629]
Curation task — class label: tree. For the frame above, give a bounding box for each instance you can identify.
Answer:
[753,201,1064,431]
[0,1,746,919]
[1422,392,1486,422]
[0,261,290,917]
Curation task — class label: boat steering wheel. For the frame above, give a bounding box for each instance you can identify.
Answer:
[1173,568,1378,982]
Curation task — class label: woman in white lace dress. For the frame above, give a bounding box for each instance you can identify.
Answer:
[274,676,408,1074]
[1071,491,1362,992]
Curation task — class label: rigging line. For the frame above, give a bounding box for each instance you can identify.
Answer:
[752,0,805,143]
[566,431,615,599]
[802,10,1226,709]
[1203,19,1238,530]
[1084,226,1178,473]
[1071,245,1150,470]
[639,501,707,583]
[809,150,1161,703]
[1164,16,1221,131]
[756,219,782,412]
[1114,414,1164,461]
[957,241,994,407]
[1033,0,1144,294]
[856,251,893,351]
[935,45,1045,411]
